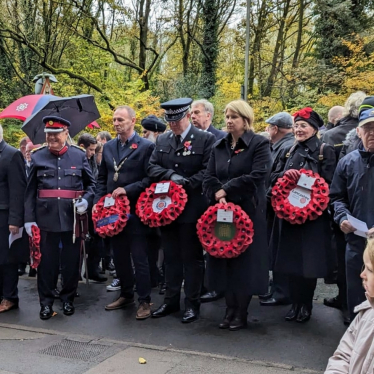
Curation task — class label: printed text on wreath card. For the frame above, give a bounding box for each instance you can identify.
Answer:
[287,187,311,208]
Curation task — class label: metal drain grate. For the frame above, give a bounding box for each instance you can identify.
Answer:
[39,339,110,361]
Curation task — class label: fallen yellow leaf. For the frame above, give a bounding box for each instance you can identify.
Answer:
[139,357,147,364]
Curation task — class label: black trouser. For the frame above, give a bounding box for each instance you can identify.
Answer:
[289,276,317,309]
[346,239,366,320]
[161,222,204,310]
[0,263,19,303]
[335,225,347,307]
[111,216,151,303]
[147,230,162,287]
[270,272,291,302]
[38,230,81,306]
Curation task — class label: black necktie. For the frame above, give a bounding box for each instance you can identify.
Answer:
[176,135,182,145]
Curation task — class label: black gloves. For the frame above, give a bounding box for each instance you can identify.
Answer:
[171,173,189,186]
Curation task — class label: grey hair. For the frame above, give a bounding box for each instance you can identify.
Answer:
[192,99,214,118]
[344,91,366,118]
[114,105,136,119]
[0,124,3,141]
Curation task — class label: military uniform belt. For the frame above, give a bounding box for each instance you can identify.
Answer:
[38,189,84,199]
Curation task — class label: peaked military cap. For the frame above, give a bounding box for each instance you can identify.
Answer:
[161,98,193,122]
[43,116,71,133]
[141,115,167,132]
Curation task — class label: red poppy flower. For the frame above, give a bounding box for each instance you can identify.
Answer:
[131,144,138,149]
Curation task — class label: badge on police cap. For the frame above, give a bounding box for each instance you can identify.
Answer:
[161,98,192,122]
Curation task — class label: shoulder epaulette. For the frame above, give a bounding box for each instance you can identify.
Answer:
[31,144,47,153]
[71,144,86,152]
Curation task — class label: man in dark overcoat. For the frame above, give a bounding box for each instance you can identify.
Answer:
[0,125,26,313]
[93,105,155,320]
[24,116,96,320]
[260,112,294,307]
[148,98,215,323]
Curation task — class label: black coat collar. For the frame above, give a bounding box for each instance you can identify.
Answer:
[167,124,201,150]
[298,135,319,153]
[216,130,254,148]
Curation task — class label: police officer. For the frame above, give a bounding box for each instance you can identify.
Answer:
[148,98,215,323]
[24,116,96,320]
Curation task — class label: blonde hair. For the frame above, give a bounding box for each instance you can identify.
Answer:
[344,91,366,118]
[224,100,254,131]
[364,239,374,269]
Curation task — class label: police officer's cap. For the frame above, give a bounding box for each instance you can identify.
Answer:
[265,112,293,129]
[161,98,193,122]
[141,115,167,133]
[43,116,71,133]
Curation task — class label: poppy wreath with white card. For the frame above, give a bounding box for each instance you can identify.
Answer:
[271,169,329,225]
[135,180,188,227]
[92,194,130,237]
[196,202,254,259]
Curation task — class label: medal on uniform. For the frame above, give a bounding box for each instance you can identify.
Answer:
[113,158,126,182]
[183,141,192,156]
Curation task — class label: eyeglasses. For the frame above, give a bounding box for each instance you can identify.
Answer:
[292,124,311,130]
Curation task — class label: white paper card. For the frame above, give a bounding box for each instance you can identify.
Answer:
[155,182,170,194]
[347,214,369,238]
[287,187,311,208]
[217,209,234,223]
[152,196,172,213]
[9,227,23,247]
[104,196,116,208]
[297,174,316,190]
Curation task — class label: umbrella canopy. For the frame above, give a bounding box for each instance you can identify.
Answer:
[0,95,56,121]
[87,121,100,129]
[21,94,100,143]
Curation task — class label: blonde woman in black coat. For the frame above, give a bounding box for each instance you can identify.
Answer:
[203,100,272,330]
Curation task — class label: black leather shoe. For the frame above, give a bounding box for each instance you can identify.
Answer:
[260,297,291,306]
[219,308,235,329]
[296,304,311,323]
[285,304,300,321]
[229,311,248,331]
[151,303,180,318]
[181,308,199,323]
[40,305,54,320]
[323,296,342,310]
[258,292,272,301]
[200,291,224,303]
[63,302,75,316]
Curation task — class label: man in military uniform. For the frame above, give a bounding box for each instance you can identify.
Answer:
[24,116,96,320]
[93,105,155,320]
[148,98,215,323]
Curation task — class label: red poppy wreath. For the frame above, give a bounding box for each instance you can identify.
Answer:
[196,202,254,259]
[29,224,41,269]
[136,181,188,227]
[92,194,130,237]
[271,169,329,224]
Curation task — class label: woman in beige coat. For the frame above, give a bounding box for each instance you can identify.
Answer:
[325,238,374,373]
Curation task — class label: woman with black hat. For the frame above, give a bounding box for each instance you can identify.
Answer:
[269,107,336,323]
